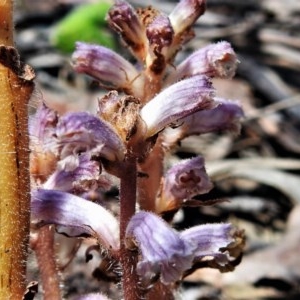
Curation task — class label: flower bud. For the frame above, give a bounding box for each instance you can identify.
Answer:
[107,0,146,60]
[169,0,206,36]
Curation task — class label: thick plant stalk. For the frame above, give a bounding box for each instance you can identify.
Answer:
[33,226,62,300]
[119,154,143,300]
[0,0,34,298]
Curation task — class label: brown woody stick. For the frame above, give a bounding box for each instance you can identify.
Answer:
[0,1,34,298]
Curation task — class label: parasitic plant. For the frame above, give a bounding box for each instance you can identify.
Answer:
[30,0,245,299]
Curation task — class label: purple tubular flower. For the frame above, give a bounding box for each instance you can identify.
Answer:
[126,211,196,284]
[157,156,213,212]
[169,0,206,35]
[107,0,146,59]
[180,223,235,260]
[31,189,119,250]
[140,75,215,137]
[43,153,102,192]
[55,111,125,161]
[179,97,244,137]
[72,42,140,92]
[29,103,58,150]
[166,41,238,84]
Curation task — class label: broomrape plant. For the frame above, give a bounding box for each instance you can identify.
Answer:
[30,0,245,299]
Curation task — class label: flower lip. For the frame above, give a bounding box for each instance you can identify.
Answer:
[126,211,196,284]
[140,75,215,137]
[166,41,238,84]
[72,42,139,90]
[55,111,125,161]
[156,156,213,212]
[31,189,120,250]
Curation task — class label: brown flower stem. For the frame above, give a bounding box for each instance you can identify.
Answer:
[119,154,143,300]
[33,226,62,300]
[0,1,34,298]
[138,137,165,211]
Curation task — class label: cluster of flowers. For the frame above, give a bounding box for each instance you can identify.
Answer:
[30,0,245,299]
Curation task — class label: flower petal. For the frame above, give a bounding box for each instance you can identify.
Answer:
[29,103,58,148]
[55,111,125,161]
[72,42,143,95]
[169,0,206,36]
[126,211,196,284]
[43,153,110,194]
[140,75,215,137]
[182,98,243,135]
[181,223,234,259]
[107,0,146,60]
[166,41,238,84]
[156,156,213,213]
[31,189,119,250]
[181,224,245,272]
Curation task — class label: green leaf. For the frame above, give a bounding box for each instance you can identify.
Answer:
[51,1,116,53]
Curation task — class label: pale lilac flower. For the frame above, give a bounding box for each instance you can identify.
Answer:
[166,41,238,84]
[31,189,120,250]
[126,211,196,284]
[126,211,243,284]
[169,0,206,36]
[72,42,144,96]
[42,153,110,193]
[180,97,244,136]
[180,223,234,260]
[29,103,58,148]
[140,75,215,137]
[157,156,213,213]
[55,111,125,161]
[107,0,146,60]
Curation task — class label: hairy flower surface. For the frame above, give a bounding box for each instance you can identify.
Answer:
[107,0,146,60]
[72,42,144,96]
[140,75,215,137]
[32,189,119,250]
[126,211,196,284]
[157,156,213,212]
[169,0,206,36]
[55,111,125,161]
[126,212,242,284]
[166,41,238,84]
